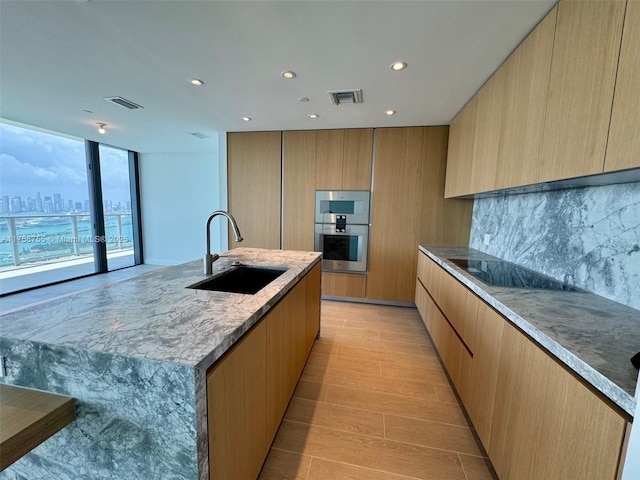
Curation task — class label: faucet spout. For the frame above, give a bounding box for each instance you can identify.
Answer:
[204,211,243,275]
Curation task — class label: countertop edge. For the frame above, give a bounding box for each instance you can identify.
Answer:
[418,245,636,417]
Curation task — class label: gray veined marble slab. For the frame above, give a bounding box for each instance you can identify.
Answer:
[420,245,640,417]
[0,248,322,480]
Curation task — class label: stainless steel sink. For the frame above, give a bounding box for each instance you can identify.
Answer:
[187,265,287,294]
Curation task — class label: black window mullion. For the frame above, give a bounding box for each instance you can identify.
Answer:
[85,140,108,273]
[128,151,143,265]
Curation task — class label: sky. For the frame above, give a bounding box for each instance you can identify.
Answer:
[0,122,131,206]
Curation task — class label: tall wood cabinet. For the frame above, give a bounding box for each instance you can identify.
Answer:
[369,127,472,303]
[444,97,477,198]
[227,132,282,249]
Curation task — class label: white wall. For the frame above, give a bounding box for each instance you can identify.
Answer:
[138,135,228,265]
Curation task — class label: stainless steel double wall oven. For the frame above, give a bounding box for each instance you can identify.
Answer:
[314,190,370,273]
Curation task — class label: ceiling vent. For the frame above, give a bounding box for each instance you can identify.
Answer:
[189,132,210,139]
[328,89,363,106]
[104,96,143,110]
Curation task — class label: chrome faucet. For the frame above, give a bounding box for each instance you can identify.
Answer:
[204,211,243,275]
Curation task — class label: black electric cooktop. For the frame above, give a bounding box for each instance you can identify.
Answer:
[448,258,579,292]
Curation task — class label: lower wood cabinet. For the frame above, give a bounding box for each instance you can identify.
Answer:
[415,250,628,480]
[207,263,321,480]
[321,272,366,298]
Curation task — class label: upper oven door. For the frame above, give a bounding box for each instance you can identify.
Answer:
[315,190,371,225]
[314,223,369,273]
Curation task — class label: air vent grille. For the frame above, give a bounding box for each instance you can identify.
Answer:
[104,96,143,110]
[189,132,210,139]
[328,89,363,106]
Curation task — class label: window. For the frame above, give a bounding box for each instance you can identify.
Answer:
[0,121,142,294]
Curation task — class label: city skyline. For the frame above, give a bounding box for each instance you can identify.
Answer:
[0,189,131,215]
[0,122,132,209]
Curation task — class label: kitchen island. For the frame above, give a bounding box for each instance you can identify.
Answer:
[0,248,322,480]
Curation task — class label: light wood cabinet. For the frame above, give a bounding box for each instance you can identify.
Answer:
[315,129,373,191]
[444,96,477,198]
[369,127,472,303]
[207,320,268,480]
[466,302,504,448]
[227,132,282,249]
[207,265,321,479]
[415,250,628,480]
[282,131,317,251]
[604,0,640,172]
[490,322,627,480]
[470,67,505,194]
[321,272,366,298]
[538,0,626,183]
[495,6,556,190]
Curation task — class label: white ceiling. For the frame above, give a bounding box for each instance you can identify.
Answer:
[0,0,557,154]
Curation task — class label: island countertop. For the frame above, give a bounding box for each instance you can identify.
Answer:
[0,248,322,480]
[0,248,321,371]
[420,245,640,417]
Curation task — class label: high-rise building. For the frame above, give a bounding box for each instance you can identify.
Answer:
[43,196,52,213]
[75,202,83,211]
[68,200,74,211]
[53,193,62,213]
[27,197,37,211]
[0,196,8,213]
[36,192,43,212]
[10,196,22,213]
[83,200,90,212]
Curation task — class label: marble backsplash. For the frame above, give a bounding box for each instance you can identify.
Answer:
[469,182,640,311]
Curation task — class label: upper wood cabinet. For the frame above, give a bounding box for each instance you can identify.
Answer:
[444,96,477,198]
[495,6,556,190]
[282,130,317,251]
[538,0,626,183]
[227,131,282,249]
[315,129,373,191]
[470,67,506,194]
[604,0,640,172]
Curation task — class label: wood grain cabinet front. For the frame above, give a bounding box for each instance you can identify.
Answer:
[415,250,628,480]
[604,0,640,172]
[314,128,373,191]
[207,264,321,480]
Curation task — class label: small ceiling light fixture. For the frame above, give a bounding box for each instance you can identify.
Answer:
[241,116,251,122]
[281,70,296,79]
[308,113,319,119]
[299,97,310,103]
[390,61,407,71]
[190,78,204,86]
[97,123,107,134]
[385,109,396,116]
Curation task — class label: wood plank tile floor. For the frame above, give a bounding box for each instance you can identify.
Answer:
[259,300,498,480]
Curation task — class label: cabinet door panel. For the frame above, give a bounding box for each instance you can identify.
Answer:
[266,300,291,444]
[305,264,321,354]
[342,128,373,190]
[227,131,282,249]
[315,130,344,190]
[538,0,625,182]
[208,321,267,480]
[289,277,308,393]
[368,128,424,302]
[283,131,317,251]
[496,6,556,190]
[605,0,640,172]
[444,97,477,198]
[490,322,626,480]
[321,272,366,298]
[471,67,505,194]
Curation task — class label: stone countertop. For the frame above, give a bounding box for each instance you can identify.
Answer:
[0,248,322,372]
[420,245,640,417]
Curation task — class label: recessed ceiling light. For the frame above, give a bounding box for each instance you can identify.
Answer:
[390,61,407,71]
[281,71,296,79]
[308,114,319,119]
[241,116,251,122]
[385,110,396,116]
[97,123,107,134]
[190,78,204,86]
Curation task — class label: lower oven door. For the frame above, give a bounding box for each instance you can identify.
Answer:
[314,223,368,273]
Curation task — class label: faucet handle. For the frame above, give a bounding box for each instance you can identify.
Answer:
[203,253,220,275]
